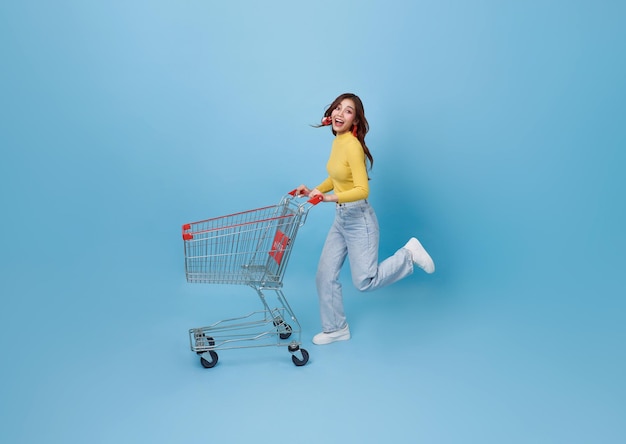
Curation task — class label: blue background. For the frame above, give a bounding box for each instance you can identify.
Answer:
[1,1,624,443]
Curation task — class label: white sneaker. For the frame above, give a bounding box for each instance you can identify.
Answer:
[404,237,435,274]
[312,324,351,345]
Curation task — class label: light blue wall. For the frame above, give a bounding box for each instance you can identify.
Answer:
[1,1,624,443]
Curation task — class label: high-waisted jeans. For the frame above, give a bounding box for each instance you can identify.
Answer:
[315,199,414,332]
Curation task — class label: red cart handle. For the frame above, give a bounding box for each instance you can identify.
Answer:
[289,189,323,205]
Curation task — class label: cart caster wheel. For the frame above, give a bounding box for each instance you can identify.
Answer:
[200,350,218,368]
[195,335,215,355]
[280,324,292,340]
[274,319,292,340]
[291,348,309,367]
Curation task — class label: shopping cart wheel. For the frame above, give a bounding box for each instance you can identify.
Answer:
[280,324,292,340]
[288,345,309,367]
[200,351,219,369]
[195,335,215,355]
[273,319,293,340]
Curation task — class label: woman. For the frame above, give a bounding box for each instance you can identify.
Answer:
[297,93,435,345]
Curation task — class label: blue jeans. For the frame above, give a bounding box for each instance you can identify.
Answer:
[315,199,414,332]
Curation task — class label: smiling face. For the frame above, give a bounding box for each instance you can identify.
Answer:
[330,98,357,135]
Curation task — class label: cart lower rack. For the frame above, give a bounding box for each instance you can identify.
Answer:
[182,191,321,368]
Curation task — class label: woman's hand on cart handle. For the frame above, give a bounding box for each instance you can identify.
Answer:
[290,187,324,205]
[309,188,334,205]
[294,185,311,197]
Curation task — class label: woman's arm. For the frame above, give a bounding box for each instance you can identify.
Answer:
[334,144,369,203]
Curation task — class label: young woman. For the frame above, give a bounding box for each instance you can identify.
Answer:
[297,93,435,345]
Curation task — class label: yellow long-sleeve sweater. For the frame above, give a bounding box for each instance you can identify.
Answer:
[315,132,369,203]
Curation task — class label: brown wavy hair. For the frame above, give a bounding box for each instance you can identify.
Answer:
[316,93,373,170]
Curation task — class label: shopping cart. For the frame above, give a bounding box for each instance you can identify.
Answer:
[182,190,322,368]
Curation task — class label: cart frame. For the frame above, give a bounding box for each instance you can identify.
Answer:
[182,191,321,368]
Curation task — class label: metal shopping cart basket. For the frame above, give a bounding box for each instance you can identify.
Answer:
[182,190,322,369]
